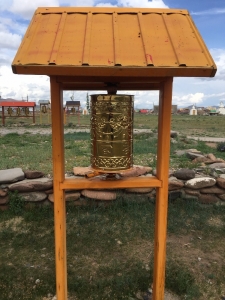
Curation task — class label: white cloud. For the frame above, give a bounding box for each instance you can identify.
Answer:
[0,31,21,49]
[173,93,204,107]
[0,17,27,39]
[0,65,50,101]
[96,3,117,7]
[210,48,225,81]
[65,0,95,6]
[9,0,59,19]
[117,0,168,8]
[191,8,225,16]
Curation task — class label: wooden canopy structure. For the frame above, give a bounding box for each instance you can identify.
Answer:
[1,101,36,125]
[12,7,217,300]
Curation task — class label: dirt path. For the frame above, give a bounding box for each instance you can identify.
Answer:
[1,127,225,143]
[0,127,153,136]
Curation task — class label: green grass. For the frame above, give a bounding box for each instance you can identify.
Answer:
[1,114,225,299]
[2,113,225,137]
[1,197,225,299]
[2,129,225,176]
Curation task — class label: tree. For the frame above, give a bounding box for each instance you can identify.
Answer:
[86,93,90,112]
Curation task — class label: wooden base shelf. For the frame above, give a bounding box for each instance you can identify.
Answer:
[60,176,162,190]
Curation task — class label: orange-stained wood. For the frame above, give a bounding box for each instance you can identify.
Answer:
[60,176,162,190]
[0,101,36,107]
[153,77,173,300]
[12,7,217,77]
[50,77,67,300]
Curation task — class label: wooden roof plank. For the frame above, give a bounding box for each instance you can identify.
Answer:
[82,12,92,65]
[113,12,121,66]
[89,13,114,66]
[57,13,87,65]
[49,12,67,64]
[163,13,209,67]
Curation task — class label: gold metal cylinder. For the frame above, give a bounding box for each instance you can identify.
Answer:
[90,94,134,171]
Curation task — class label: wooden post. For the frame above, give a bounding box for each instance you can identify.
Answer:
[153,77,173,300]
[2,106,5,126]
[50,76,67,300]
[33,107,35,124]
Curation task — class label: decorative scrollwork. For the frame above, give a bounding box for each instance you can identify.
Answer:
[90,94,134,171]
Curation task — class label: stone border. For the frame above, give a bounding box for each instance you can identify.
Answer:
[1,161,225,211]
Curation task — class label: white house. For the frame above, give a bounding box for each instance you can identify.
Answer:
[218,101,225,115]
[189,105,197,115]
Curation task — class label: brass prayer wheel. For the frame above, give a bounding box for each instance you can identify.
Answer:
[90,94,134,172]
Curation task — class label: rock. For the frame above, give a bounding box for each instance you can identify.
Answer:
[218,194,225,201]
[44,189,53,194]
[174,150,187,156]
[198,194,220,204]
[208,163,225,168]
[184,189,200,197]
[168,177,184,190]
[209,170,219,178]
[185,177,216,189]
[0,205,8,211]
[205,159,225,164]
[215,168,225,173]
[73,199,89,206]
[152,169,173,176]
[8,178,53,192]
[0,195,9,205]
[120,166,152,177]
[183,194,199,201]
[192,156,208,163]
[171,138,178,144]
[125,187,154,193]
[0,168,25,184]
[186,152,205,160]
[65,192,80,201]
[200,186,225,194]
[207,153,217,161]
[216,177,225,189]
[170,131,178,138]
[81,189,116,200]
[168,190,182,201]
[219,174,225,179]
[24,170,45,179]
[48,192,80,202]
[0,189,7,197]
[20,192,47,202]
[173,168,195,180]
[73,166,92,176]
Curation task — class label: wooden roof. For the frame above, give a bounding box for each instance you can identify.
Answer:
[0,101,36,107]
[12,7,216,90]
[65,101,80,106]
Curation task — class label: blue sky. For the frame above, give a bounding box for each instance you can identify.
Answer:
[0,0,224,109]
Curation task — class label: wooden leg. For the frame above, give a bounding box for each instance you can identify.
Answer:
[2,106,5,126]
[50,76,67,300]
[153,77,173,300]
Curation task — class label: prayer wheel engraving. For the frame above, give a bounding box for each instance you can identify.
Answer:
[90,94,134,171]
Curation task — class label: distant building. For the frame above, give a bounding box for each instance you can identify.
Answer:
[65,101,80,113]
[177,108,189,114]
[218,101,225,115]
[189,105,197,115]
[82,107,89,115]
[139,109,149,114]
[153,104,177,114]
[209,109,219,116]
